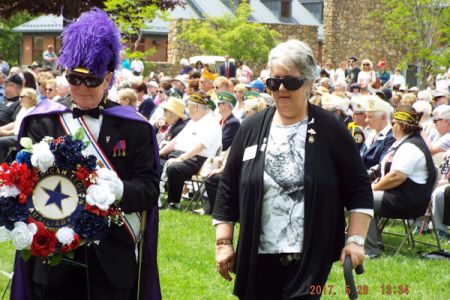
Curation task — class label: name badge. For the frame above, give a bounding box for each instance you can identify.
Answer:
[243,145,258,161]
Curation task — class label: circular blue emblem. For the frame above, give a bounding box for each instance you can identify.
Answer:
[27,167,86,229]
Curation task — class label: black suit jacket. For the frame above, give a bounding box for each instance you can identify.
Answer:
[221,114,240,151]
[23,101,160,289]
[219,62,236,78]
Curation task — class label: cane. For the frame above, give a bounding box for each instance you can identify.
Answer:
[136,211,147,300]
[343,256,364,300]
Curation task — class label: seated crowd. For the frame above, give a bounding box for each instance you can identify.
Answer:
[0,54,449,252]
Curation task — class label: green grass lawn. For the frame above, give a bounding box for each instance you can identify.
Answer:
[1,211,449,299]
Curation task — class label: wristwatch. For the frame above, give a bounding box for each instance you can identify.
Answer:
[346,235,365,246]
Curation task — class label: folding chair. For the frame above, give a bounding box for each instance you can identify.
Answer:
[184,147,224,212]
[378,167,442,255]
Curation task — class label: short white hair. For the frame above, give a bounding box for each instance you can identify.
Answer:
[413,100,432,116]
[268,40,317,80]
[433,104,450,120]
[180,58,189,67]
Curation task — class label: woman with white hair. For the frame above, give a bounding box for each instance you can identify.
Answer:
[423,104,450,155]
[413,100,433,136]
[213,40,373,299]
[179,58,193,75]
[357,59,376,90]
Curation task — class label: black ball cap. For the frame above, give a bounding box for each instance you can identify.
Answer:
[6,74,23,87]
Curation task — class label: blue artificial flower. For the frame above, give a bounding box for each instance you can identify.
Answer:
[84,155,97,171]
[73,210,108,241]
[50,136,87,170]
[0,197,29,230]
[15,151,32,168]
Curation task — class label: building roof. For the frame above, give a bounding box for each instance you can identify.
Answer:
[248,0,282,24]
[142,4,200,35]
[13,1,322,39]
[292,0,323,39]
[12,14,63,33]
[189,0,233,17]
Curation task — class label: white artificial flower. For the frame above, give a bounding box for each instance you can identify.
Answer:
[56,227,75,245]
[0,184,20,198]
[82,149,91,157]
[31,141,55,173]
[86,184,115,211]
[9,222,37,250]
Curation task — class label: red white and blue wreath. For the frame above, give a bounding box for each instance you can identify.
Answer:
[0,129,123,265]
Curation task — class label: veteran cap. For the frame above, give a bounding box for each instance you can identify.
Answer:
[322,93,350,111]
[350,96,367,113]
[243,91,260,101]
[364,95,392,113]
[217,91,236,107]
[188,93,209,106]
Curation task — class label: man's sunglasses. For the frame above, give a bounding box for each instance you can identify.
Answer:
[66,74,105,88]
[266,77,306,91]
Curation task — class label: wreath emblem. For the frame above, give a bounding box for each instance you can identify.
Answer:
[0,129,123,265]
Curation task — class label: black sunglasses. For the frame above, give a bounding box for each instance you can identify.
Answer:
[66,73,104,88]
[266,77,306,91]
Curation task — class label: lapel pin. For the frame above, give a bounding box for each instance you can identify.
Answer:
[308,136,315,143]
[106,136,110,143]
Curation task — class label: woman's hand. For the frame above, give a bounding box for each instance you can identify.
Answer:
[215,244,235,281]
[340,243,365,268]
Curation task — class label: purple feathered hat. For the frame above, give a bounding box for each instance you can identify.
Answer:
[58,8,122,79]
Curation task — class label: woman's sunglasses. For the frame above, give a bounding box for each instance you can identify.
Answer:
[266,77,306,91]
[66,73,104,88]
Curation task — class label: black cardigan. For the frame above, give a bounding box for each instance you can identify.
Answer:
[213,104,373,299]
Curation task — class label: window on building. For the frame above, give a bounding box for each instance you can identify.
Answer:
[32,36,44,63]
[261,0,279,15]
[281,0,292,18]
[300,0,324,23]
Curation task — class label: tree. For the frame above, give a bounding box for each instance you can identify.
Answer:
[0,0,184,23]
[0,1,104,21]
[103,0,184,75]
[0,12,34,66]
[375,0,450,87]
[177,1,281,66]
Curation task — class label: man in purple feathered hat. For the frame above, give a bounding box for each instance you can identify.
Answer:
[10,8,161,300]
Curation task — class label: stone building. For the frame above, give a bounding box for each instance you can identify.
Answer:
[322,0,403,70]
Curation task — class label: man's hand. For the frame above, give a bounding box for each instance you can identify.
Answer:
[340,243,365,269]
[215,244,235,281]
[96,168,124,201]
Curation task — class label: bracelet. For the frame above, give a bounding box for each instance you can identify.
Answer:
[216,239,233,246]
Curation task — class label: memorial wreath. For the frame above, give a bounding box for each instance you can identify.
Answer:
[0,129,123,265]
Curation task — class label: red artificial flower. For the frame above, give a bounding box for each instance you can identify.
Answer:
[61,234,81,254]
[75,166,93,188]
[85,204,108,217]
[0,162,14,186]
[30,222,57,257]
[53,137,64,144]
